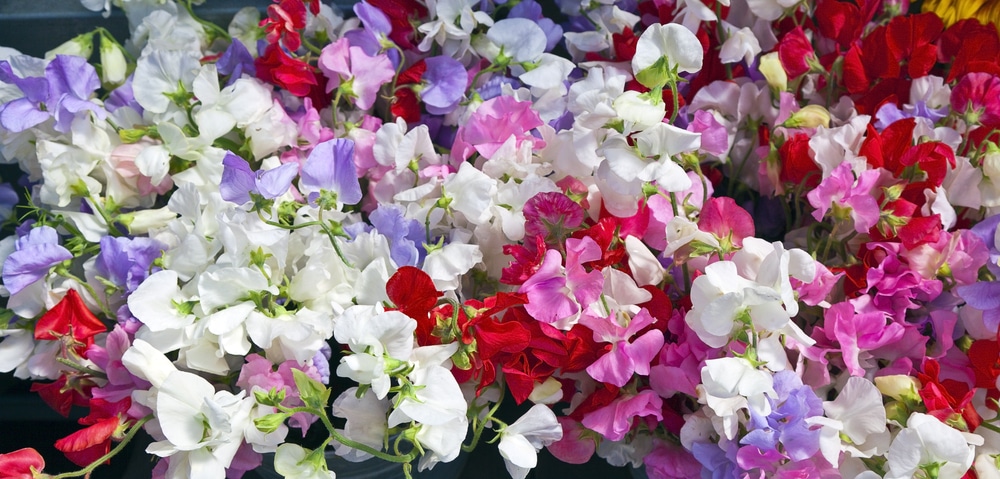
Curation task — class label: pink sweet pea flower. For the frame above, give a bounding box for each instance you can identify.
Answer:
[519,249,579,325]
[581,308,664,387]
[318,38,395,110]
[580,389,663,441]
[698,196,755,249]
[822,300,905,376]
[807,162,881,233]
[451,95,546,161]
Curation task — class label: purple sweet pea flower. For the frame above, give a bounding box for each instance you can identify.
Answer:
[691,441,743,479]
[2,225,73,296]
[96,236,167,294]
[300,138,362,206]
[220,151,299,205]
[421,56,467,115]
[740,371,823,462]
[217,40,256,85]
[369,204,426,267]
[0,55,105,133]
[344,2,401,66]
[105,76,143,114]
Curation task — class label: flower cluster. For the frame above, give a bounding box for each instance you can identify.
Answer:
[4,0,1000,478]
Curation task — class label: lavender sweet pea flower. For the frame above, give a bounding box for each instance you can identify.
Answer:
[346,2,400,65]
[421,56,466,115]
[105,76,143,114]
[2,225,73,296]
[740,371,823,461]
[220,151,299,205]
[96,236,167,294]
[369,204,426,267]
[300,138,362,206]
[0,55,105,133]
[216,40,256,85]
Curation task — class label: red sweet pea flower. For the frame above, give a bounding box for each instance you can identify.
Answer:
[365,0,427,50]
[262,0,307,51]
[34,289,107,356]
[30,375,93,418]
[55,398,133,467]
[386,266,442,344]
[0,448,45,479]
[255,44,319,97]
[777,27,816,78]
[814,0,879,49]
[917,359,982,431]
[885,12,942,79]
[778,133,821,189]
[939,19,1000,82]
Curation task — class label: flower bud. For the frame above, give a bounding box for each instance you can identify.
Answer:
[45,32,94,60]
[874,375,921,403]
[783,105,831,129]
[759,52,788,92]
[99,35,127,86]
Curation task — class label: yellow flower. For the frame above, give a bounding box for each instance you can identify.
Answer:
[923,0,1000,28]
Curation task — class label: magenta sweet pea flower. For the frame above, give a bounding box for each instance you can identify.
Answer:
[822,300,905,376]
[519,249,579,324]
[807,162,881,233]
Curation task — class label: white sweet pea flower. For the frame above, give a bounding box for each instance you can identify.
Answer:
[443,162,498,225]
[334,306,416,399]
[129,270,195,335]
[746,0,802,21]
[487,18,547,63]
[686,261,782,348]
[632,23,703,88]
[132,49,200,114]
[274,444,336,479]
[191,64,273,143]
[822,376,890,458]
[719,22,761,65]
[498,404,563,479]
[624,236,664,287]
[331,387,390,462]
[885,413,979,479]
[122,340,258,479]
[417,0,493,58]
[699,357,775,440]
[611,90,665,132]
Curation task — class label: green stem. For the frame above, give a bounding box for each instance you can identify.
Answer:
[56,357,108,379]
[51,416,152,479]
[181,0,231,42]
[307,408,418,463]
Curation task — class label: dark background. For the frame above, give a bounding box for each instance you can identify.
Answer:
[0,2,634,478]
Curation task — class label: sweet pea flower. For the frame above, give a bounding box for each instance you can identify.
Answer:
[632,23,703,89]
[807,162,881,233]
[885,413,979,479]
[581,390,663,442]
[219,151,298,205]
[498,404,563,479]
[333,305,416,399]
[581,306,664,388]
[318,37,395,110]
[2,225,72,297]
[0,54,105,133]
[274,443,335,479]
[300,138,362,206]
[700,357,776,440]
[451,95,546,161]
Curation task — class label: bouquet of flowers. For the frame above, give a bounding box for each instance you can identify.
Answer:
[4,0,1000,477]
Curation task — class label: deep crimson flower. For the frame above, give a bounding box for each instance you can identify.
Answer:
[364,0,427,50]
[34,289,107,356]
[777,27,816,78]
[262,0,307,51]
[814,0,879,49]
[778,133,821,189]
[885,13,942,79]
[939,19,1000,82]
[255,44,318,97]
[0,448,45,479]
[502,234,547,285]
